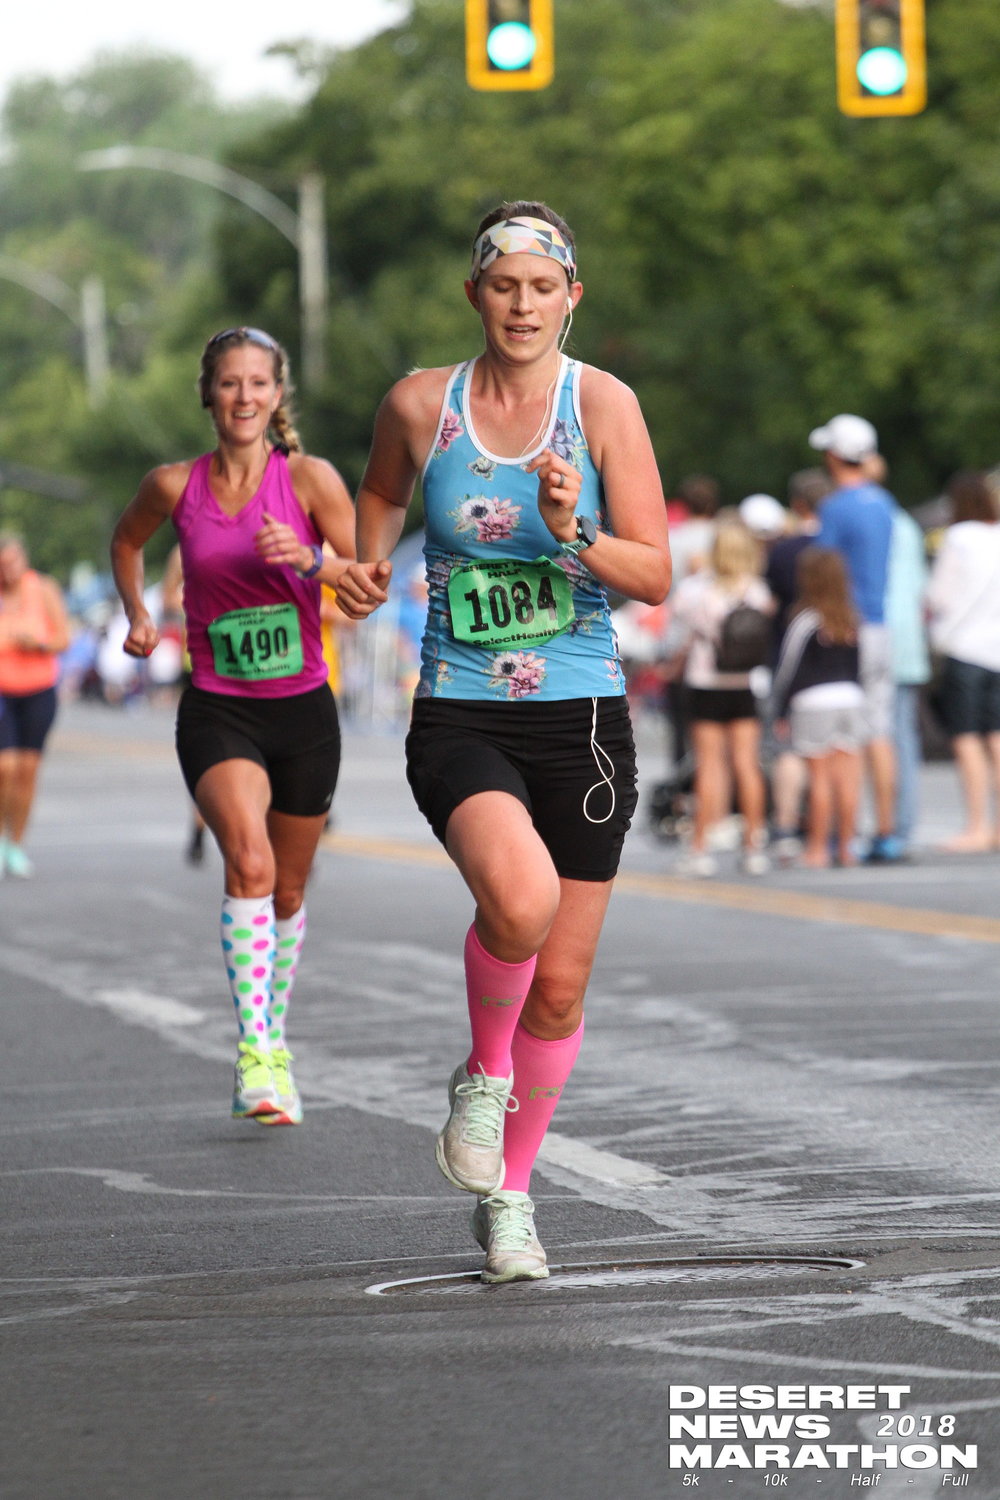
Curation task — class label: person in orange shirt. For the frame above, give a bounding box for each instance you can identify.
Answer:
[0,535,71,877]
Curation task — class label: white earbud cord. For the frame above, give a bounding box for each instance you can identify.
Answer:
[558,302,574,355]
[583,697,616,825]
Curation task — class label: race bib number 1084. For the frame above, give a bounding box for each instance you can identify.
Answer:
[447,558,576,649]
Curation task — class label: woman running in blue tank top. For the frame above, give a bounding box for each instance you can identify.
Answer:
[336,201,672,1282]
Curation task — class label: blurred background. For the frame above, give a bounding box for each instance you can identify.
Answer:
[0,0,992,715]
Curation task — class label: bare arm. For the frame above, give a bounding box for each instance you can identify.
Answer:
[255,454,357,586]
[530,368,671,606]
[110,464,188,658]
[335,373,442,620]
[4,575,73,656]
[39,577,72,655]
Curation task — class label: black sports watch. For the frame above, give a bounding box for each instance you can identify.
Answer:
[560,515,598,556]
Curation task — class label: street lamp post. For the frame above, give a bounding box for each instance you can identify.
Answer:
[0,255,110,407]
[78,146,328,389]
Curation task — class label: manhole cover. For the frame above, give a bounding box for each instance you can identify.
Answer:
[366,1254,863,1296]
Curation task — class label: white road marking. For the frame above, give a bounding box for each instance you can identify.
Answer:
[93,989,207,1028]
[6,952,673,1201]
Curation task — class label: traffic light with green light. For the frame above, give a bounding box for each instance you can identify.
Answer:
[465,0,554,91]
[836,0,926,116]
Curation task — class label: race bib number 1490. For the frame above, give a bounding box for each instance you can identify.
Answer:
[207,602,304,681]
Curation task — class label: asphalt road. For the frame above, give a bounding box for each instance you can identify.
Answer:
[4,697,1000,1500]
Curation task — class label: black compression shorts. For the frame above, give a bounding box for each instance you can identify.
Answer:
[175,681,340,817]
[405,695,638,882]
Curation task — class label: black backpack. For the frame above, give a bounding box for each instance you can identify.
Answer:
[714,602,771,673]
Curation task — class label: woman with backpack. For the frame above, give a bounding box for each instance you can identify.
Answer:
[670,517,774,876]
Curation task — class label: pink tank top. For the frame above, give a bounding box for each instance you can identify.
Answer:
[172,451,328,698]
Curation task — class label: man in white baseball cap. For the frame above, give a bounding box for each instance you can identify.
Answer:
[807,413,903,862]
[808,413,878,466]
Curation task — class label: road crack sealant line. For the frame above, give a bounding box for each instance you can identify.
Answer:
[365,1252,866,1296]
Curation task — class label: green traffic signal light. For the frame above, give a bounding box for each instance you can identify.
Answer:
[836,0,926,117]
[466,0,554,91]
[856,45,908,95]
[487,20,537,70]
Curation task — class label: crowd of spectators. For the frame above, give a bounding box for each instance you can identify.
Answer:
[623,413,999,874]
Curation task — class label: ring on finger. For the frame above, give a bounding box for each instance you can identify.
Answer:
[552,471,563,488]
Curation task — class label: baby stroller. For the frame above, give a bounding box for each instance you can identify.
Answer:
[646,751,696,844]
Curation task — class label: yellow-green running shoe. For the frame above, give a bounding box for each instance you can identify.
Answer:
[256,1047,303,1127]
[231,1042,280,1120]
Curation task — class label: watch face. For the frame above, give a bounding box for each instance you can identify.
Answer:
[576,515,598,547]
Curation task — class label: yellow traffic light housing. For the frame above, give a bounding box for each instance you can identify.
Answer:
[466,0,554,92]
[836,0,926,116]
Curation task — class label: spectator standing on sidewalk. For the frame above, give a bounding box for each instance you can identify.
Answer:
[875,456,931,858]
[671,518,774,877]
[808,414,901,863]
[925,470,1000,852]
[764,468,830,861]
[771,548,864,868]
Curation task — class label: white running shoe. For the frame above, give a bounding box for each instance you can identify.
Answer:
[473,1190,549,1284]
[5,842,34,879]
[740,849,771,877]
[435,1062,515,1194]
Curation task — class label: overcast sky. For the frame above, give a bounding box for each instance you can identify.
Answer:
[1,0,406,104]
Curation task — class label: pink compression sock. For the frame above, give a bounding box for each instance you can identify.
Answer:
[464,923,537,1080]
[502,1018,585,1193]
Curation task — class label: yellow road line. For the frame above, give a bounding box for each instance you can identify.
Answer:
[326,831,1000,945]
[54,730,174,762]
[615,869,1000,944]
[326,832,452,869]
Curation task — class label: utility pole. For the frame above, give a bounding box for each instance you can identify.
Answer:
[78,147,329,389]
[0,255,109,407]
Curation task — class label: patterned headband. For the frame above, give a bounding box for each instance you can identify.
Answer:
[470,216,577,283]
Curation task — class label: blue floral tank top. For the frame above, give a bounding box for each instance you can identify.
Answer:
[416,356,626,702]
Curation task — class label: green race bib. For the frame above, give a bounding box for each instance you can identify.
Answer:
[207,602,304,681]
[447,558,575,649]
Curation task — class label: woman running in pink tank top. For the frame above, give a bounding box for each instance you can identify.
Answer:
[110,328,356,1127]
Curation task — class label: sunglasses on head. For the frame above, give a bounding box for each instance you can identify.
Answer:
[206,326,279,351]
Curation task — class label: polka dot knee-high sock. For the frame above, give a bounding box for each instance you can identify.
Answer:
[268,905,306,1050]
[221,894,276,1052]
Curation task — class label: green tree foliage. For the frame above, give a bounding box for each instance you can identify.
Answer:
[6,0,1000,579]
[0,52,287,572]
[220,0,1000,508]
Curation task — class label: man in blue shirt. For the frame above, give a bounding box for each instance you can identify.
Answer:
[809,413,903,862]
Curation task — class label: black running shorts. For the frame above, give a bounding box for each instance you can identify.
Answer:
[0,686,58,752]
[175,681,340,817]
[405,695,638,882]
